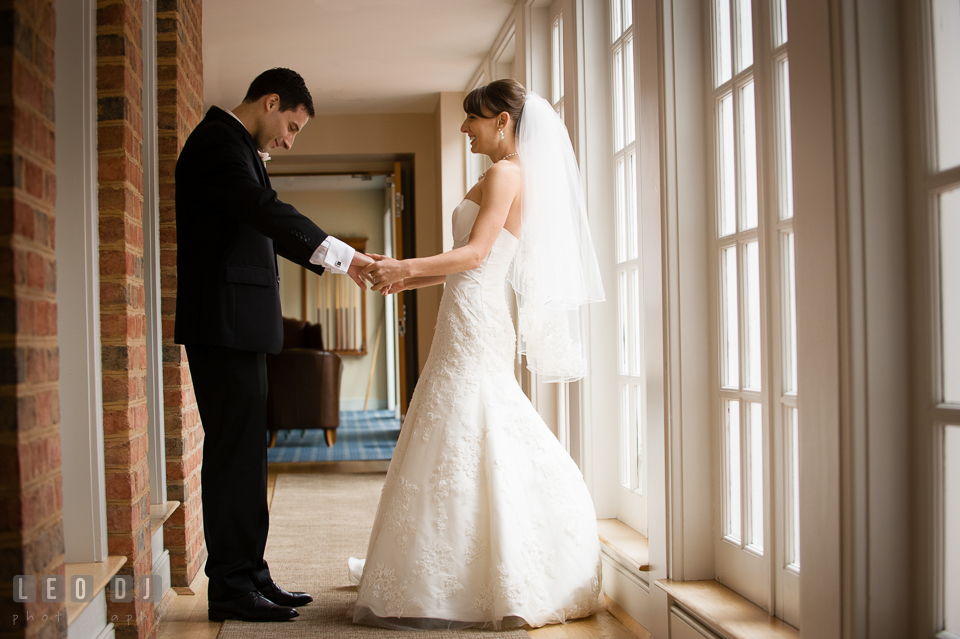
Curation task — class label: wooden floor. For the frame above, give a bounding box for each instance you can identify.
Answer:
[155,462,651,639]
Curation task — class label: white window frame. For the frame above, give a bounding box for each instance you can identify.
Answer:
[608,0,647,536]
[552,11,565,118]
[912,1,960,637]
[707,0,799,621]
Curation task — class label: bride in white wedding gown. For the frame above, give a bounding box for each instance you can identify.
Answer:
[354,80,605,630]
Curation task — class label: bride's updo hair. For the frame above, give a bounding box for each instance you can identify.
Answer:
[463,79,527,132]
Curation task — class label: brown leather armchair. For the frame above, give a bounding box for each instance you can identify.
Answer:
[266,317,343,447]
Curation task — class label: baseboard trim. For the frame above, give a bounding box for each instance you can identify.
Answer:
[601,552,653,634]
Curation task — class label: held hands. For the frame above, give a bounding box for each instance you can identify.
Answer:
[361,254,409,294]
[345,252,408,294]
[348,252,376,290]
[379,280,408,296]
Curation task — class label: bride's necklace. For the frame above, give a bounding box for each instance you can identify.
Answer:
[478,152,519,181]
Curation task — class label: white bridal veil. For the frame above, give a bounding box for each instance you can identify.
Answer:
[509,92,605,383]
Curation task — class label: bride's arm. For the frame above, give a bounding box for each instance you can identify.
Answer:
[362,163,520,291]
[380,275,446,294]
[405,275,447,289]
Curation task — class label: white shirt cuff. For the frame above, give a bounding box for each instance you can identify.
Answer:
[309,236,356,275]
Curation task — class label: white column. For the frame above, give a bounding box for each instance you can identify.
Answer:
[141,0,172,603]
[55,0,107,566]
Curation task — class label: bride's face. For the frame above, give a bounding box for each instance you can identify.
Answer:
[460,111,501,157]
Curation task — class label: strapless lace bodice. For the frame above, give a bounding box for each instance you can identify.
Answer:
[448,198,519,311]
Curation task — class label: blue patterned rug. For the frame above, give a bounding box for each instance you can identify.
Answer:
[267,409,401,463]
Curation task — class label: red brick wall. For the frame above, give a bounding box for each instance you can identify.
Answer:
[96,0,155,637]
[0,0,65,638]
[156,0,204,591]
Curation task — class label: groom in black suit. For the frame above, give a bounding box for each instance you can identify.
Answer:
[175,68,372,622]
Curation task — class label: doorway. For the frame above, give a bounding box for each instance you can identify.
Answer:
[265,157,419,462]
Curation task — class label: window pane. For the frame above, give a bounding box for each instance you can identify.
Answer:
[716,0,733,86]
[776,58,794,220]
[631,266,642,375]
[942,187,960,402]
[616,156,626,262]
[945,425,960,634]
[773,0,788,48]
[721,246,740,388]
[735,0,754,73]
[626,152,638,260]
[614,48,624,151]
[782,231,798,394]
[622,0,632,30]
[740,81,759,231]
[785,406,800,567]
[636,385,644,494]
[558,15,564,99]
[724,399,742,541]
[624,37,636,146]
[744,241,762,390]
[611,0,622,42]
[619,270,629,375]
[552,19,562,105]
[746,402,764,551]
[620,384,631,487]
[932,0,960,170]
[719,93,737,236]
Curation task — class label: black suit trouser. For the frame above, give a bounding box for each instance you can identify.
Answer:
[186,344,273,602]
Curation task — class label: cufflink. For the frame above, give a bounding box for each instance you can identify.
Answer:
[336,260,342,267]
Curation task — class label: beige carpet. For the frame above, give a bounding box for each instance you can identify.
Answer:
[217,473,529,638]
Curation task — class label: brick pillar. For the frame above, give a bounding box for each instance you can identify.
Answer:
[155,0,204,591]
[96,1,155,637]
[0,0,65,638]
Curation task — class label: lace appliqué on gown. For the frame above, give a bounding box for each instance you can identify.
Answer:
[352,201,603,630]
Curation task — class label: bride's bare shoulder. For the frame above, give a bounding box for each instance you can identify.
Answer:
[481,160,521,192]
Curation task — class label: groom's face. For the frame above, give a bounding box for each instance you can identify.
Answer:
[257,97,311,153]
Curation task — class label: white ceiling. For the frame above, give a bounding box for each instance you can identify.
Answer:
[202,0,516,115]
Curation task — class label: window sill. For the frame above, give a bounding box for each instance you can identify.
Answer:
[597,518,649,572]
[150,500,180,536]
[64,555,127,626]
[655,579,799,639]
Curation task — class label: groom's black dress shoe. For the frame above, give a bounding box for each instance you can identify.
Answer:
[207,591,299,622]
[258,582,314,607]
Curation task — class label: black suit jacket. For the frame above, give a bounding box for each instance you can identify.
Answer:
[174,106,329,354]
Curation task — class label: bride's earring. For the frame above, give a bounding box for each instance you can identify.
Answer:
[499,127,504,141]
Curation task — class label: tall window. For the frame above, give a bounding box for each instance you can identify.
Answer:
[552,13,565,118]
[610,0,645,534]
[923,0,960,633]
[709,0,799,622]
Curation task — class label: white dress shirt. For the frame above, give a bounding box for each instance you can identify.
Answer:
[226,109,356,275]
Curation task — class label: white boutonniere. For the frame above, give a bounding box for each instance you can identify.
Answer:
[258,151,272,164]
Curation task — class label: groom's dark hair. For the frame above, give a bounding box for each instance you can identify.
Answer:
[243,68,316,117]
